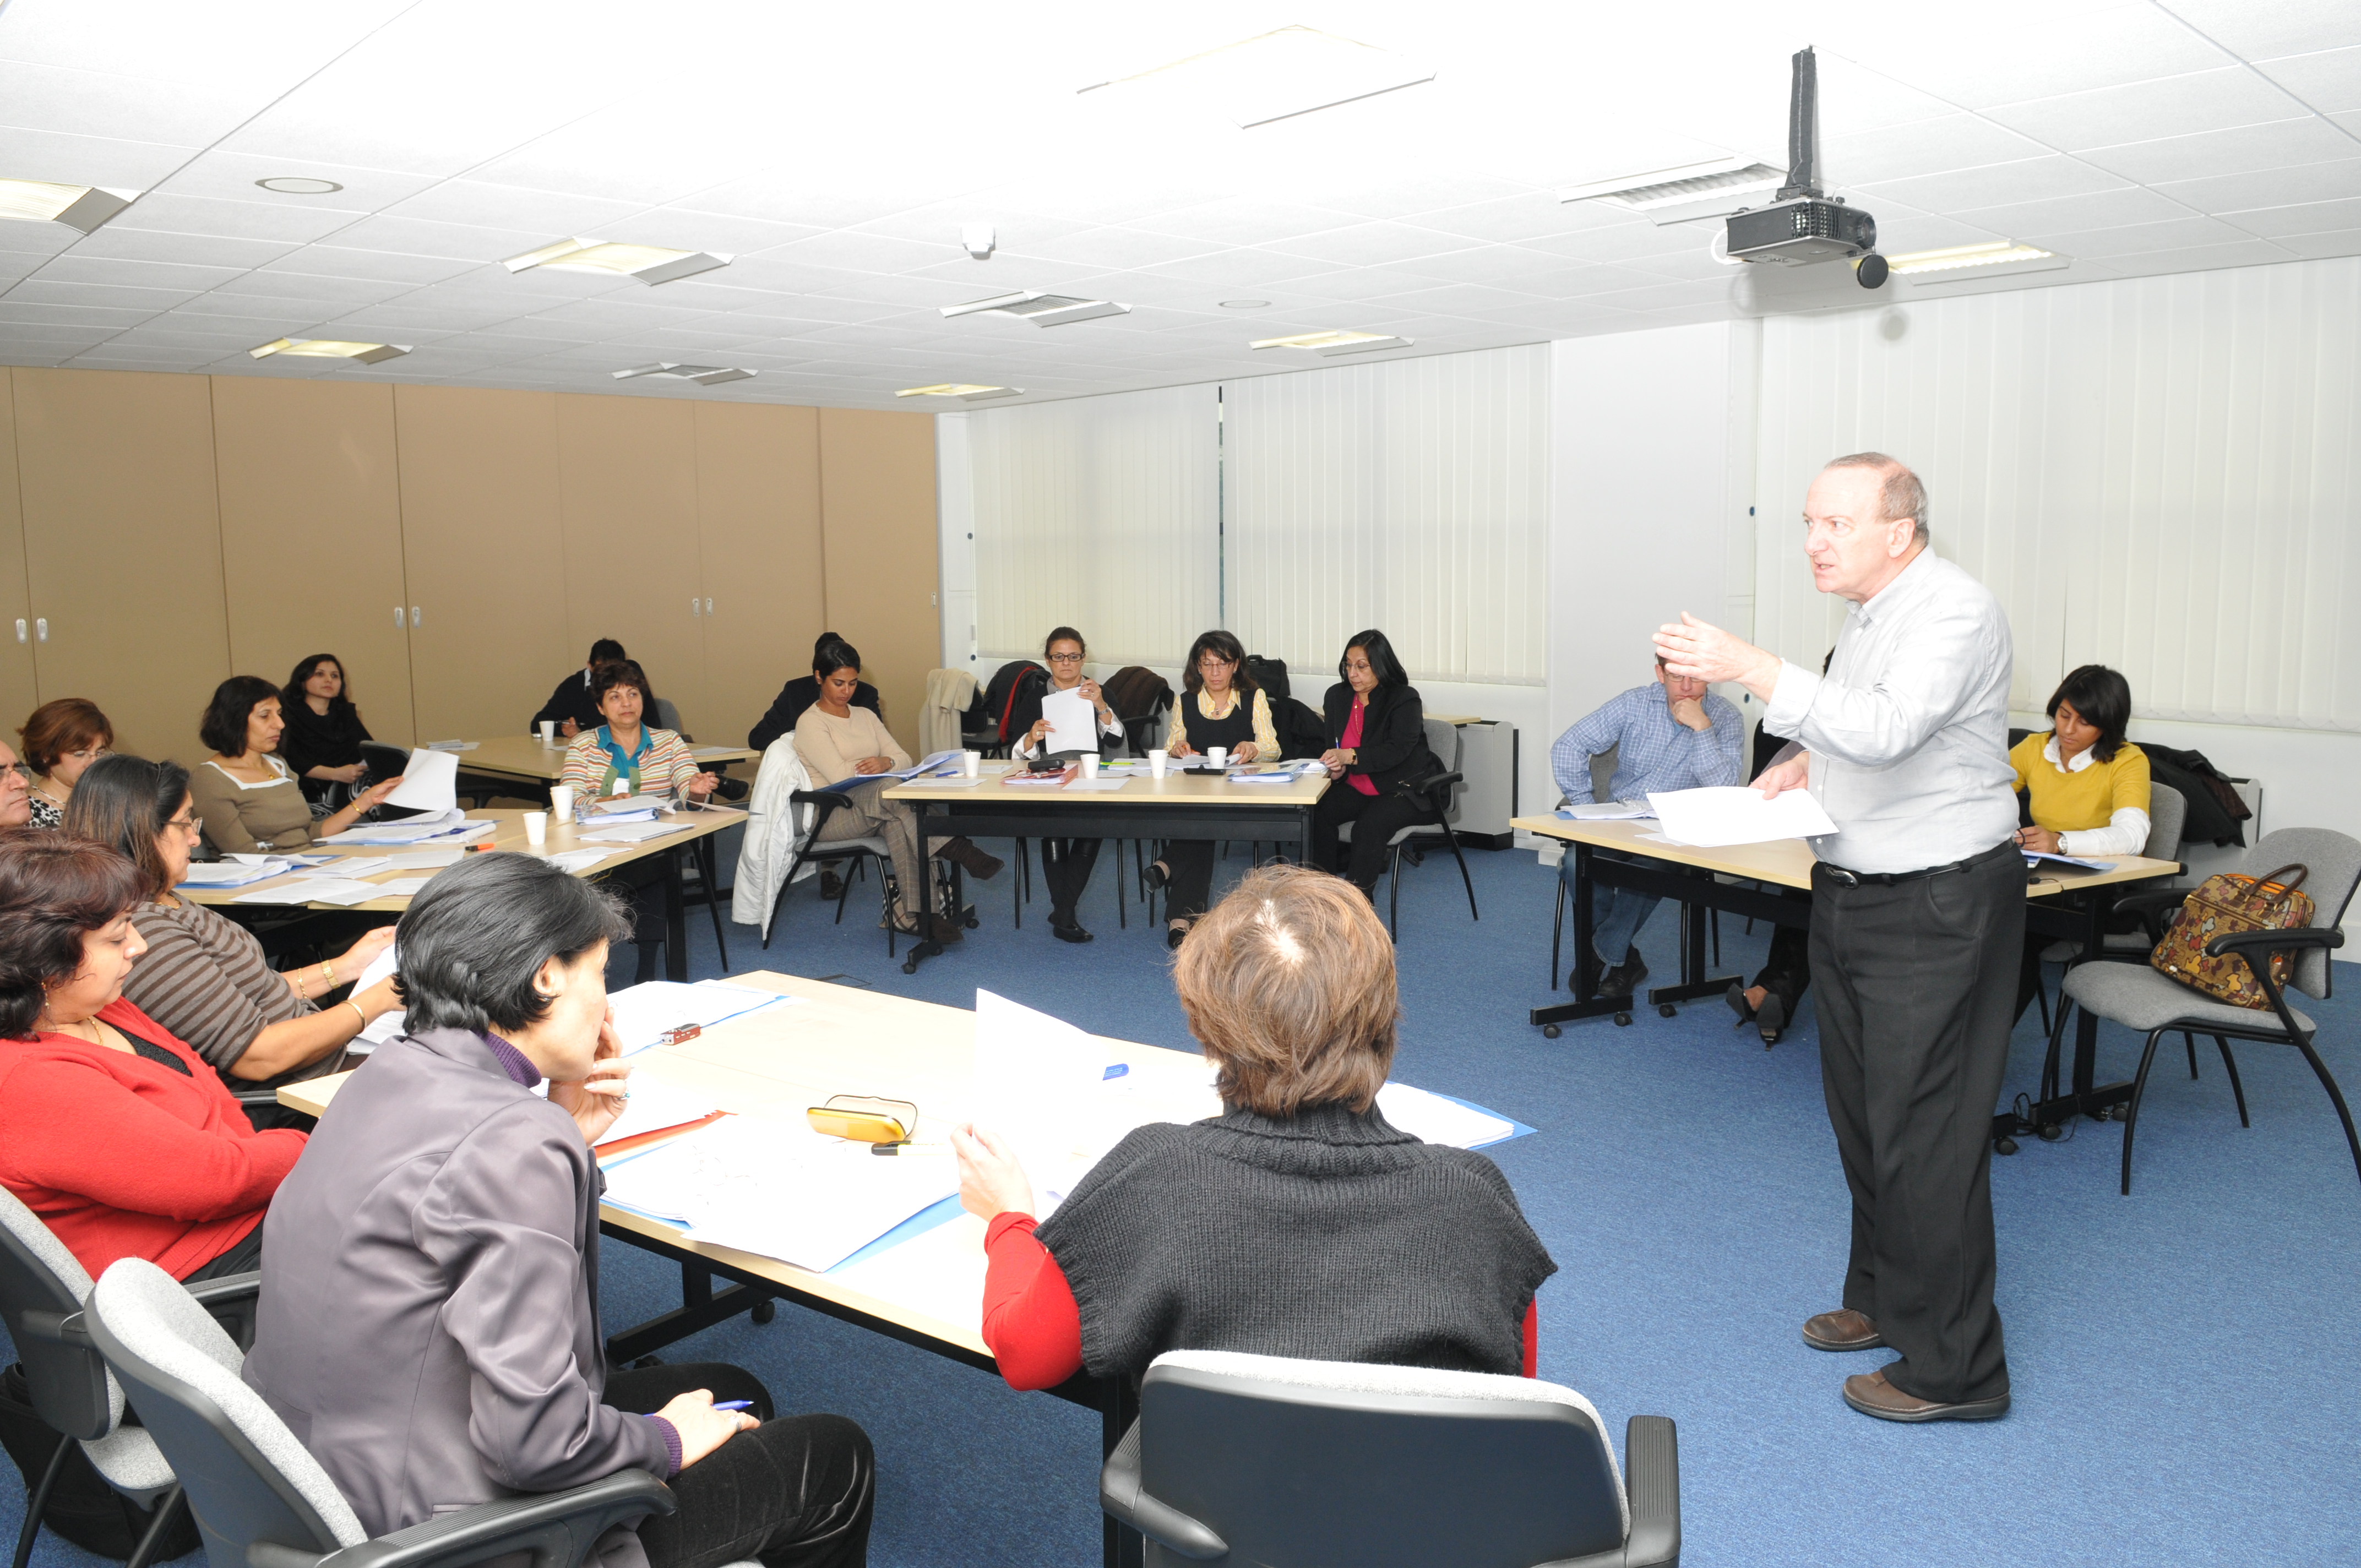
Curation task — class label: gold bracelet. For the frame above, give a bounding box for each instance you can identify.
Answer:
[319,960,336,991]
[344,1000,367,1031]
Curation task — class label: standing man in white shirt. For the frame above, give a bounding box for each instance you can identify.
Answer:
[1653,452,2021,1424]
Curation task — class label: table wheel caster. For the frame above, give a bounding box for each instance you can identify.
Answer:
[750,1299,776,1325]
[965,915,979,928]
[1613,1011,1633,1027]
[1657,1003,1677,1018]
[2037,1121,2063,1141]
[1995,1136,2019,1156]
[1541,1023,1562,1039]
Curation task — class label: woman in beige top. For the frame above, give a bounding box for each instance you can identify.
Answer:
[188,676,402,854]
[794,638,1001,941]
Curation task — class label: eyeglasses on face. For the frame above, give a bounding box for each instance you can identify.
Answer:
[1046,652,1084,665]
[1,763,31,782]
[1196,656,1236,672]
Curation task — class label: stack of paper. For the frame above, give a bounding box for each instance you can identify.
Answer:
[176,859,301,889]
[1062,778,1128,792]
[605,979,798,1055]
[1646,786,1838,848]
[541,848,613,874]
[1558,801,1656,821]
[232,876,389,906]
[421,740,478,752]
[579,821,687,843]
[384,848,467,869]
[1376,1083,1519,1149]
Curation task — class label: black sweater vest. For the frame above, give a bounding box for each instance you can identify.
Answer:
[1033,1102,1556,1383]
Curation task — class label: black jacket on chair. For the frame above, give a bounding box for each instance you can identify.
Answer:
[1321,683,1436,794]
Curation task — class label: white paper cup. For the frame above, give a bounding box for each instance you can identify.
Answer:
[962,750,981,778]
[551,785,575,824]
[538,720,557,745]
[523,812,547,846]
[1208,747,1228,770]
[1082,755,1100,780]
[1149,749,1168,778]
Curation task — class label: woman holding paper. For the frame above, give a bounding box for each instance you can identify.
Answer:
[1312,630,1437,897]
[1144,630,1281,948]
[189,676,404,854]
[951,864,1556,1390]
[68,756,401,1102]
[1010,627,1123,943]
[558,660,719,805]
[242,854,877,1568]
[796,639,1002,943]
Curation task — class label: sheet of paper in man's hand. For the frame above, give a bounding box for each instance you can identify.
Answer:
[1647,785,1837,847]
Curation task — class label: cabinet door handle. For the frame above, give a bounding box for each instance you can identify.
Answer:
[12,619,23,645]
[704,598,713,616]
[410,606,422,628]
[394,605,406,630]
[34,618,46,643]
[690,597,700,617]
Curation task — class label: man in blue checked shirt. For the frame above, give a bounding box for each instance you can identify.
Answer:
[1551,654,1745,995]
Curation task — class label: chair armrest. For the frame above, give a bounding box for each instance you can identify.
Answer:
[256,1469,676,1568]
[184,1272,262,1308]
[21,1308,90,1347]
[787,789,855,825]
[2205,927,2343,960]
[1394,769,1463,804]
[1619,1415,1680,1567]
[2113,886,2190,945]
[1097,1418,1227,1561]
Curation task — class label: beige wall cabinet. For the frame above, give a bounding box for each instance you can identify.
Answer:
[819,408,938,756]
[0,377,38,738]
[693,402,825,749]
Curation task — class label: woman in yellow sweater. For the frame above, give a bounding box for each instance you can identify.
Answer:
[2010,664,2150,1017]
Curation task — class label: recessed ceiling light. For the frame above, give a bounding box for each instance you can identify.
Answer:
[1081,25,1433,129]
[1887,241,2064,277]
[1560,157,1787,226]
[505,237,732,286]
[0,178,138,233]
[255,177,344,195]
[1250,329,1412,356]
[611,363,756,386]
[897,384,1023,401]
[249,337,410,364]
[1220,300,1271,309]
[940,290,1130,327]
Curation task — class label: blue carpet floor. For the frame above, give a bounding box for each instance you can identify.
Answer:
[7,836,2359,1566]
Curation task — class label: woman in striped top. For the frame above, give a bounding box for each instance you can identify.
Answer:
[559,661,719,806]
[67,756,403,1109]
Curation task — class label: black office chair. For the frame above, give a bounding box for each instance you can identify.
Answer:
[1338,717,1478,940]
[1101,1349,1678,1567]
[84,1257,670,1568]
[0,1189,258,1568]
[2047,827,2361,1195]
[760,789,905,956]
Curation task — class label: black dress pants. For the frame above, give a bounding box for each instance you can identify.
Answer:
[1809,841,2021,1406]
[1752,920,1813,1009]
[1310,785,1426,893]
[1039,837,1102,924]
[1162,840,1216,921]
[603,1363,873,1568]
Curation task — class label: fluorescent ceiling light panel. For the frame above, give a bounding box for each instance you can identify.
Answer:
[897,384,1022,401]
[1081,25,1433,129]
[940,290,1131,326]
[1887,241,2063,277]
[0,178,139,233]
[1250,329,1412,356]
[1560,157,1787,226]
[505,237,732,285]
[249,337,410,364]
[611,363,757,385]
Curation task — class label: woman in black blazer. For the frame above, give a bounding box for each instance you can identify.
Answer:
[1313,629,1438,896]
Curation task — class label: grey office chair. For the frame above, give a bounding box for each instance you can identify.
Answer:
[2031,783,2190,1035]
[1337,717,1479,939]
[1100,1350,1678,1567]
[0,1189,254,1568]
[84,1257,673,1568]
[2046,827,2360,1195]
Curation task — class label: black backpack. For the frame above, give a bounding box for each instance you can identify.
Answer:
[1245,655,1290,701]
[1273,696,1330,762]
[982,661,1049,744]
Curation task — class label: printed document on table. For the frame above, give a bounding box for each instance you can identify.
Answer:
[595,1079,726,1150]
[605,979,799,1055]
[1040,688,1096,755]
[381,747,459,813]
[972,990,1149,1218]
[1646,785,1837,848]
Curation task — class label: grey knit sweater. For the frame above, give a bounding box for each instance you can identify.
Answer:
[1033,1101,1555,1382]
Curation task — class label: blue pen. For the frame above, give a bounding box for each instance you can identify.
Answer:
[712,1400,754,1412]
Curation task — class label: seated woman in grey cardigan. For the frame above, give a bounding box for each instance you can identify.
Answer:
[242,854,876,1568]
[952,863,1557,1390]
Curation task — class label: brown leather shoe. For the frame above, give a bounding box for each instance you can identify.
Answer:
[1802,1308,1884,1352]
[1842,1366,2011,1423]
[937,836,1004,881]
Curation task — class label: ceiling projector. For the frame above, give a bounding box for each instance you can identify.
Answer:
[1724,47,1887,288]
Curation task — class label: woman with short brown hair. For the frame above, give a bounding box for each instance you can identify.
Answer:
[951,863,1555,1390]
[18,698,113,830]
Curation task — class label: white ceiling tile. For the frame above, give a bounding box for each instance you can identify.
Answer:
[1946,184,2202,233]
[7,278,192,312]
[1847,4,2233,108]
[632,209,830,256]
[378,181,645,236]
[2226,194,2361,235]
[2077,117,2358,183]
[2020,214,2262,256]
[897,254,1137,295]
[0,126,198,188]
[210,270,408,308]
[1823,116,2058,187]
[1361,282,1555,317]
[2253,45,2361,112]
[1857,155,2131,211]
[0,300,153,327]
[69,227,295,269]
[268,247,483,287]
[111,192,371,244]
[1120,247,1347,290]
[2162,1,2361,61]
[1266,222,1481,266]
[2269,226,2361,258]
[2155,156,2361,210]
[32,253,243,291]
[324,214,553,262]
[1381,244,1574,290]
[1016,226,1228,271]
[761,229,964,276]
[0,61,262,146]
[0,224,80,260]
[2087,237,2297,276]
[1395,196,1625,246]
[1984,66,2311,148]
[0,318,118,342]
[0,0,406,85]
[1128,199,1363,248]
[152,150,439,209]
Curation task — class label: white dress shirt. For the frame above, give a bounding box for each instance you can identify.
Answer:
[1763,548,2019,875]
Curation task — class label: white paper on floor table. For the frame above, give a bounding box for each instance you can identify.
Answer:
[605,979,800,1055]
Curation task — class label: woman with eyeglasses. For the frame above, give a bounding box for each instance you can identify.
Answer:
[68,756,401,1102]
[0,742,30,830]
[18,699,113,831]
[1143,630,1280,949]
[279,654,374,810]
[1009,627,1124,943]
[188,676,404,854]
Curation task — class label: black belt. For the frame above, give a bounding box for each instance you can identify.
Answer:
[1818,838,2016,888]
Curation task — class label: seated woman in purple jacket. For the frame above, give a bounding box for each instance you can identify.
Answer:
[242,854,874,1568]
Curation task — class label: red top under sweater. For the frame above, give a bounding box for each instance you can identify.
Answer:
[981,1212,1538,1390]
[0,998,306,1280]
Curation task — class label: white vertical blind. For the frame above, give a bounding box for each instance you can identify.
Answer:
[968,383,1218,668]
[1224,344,1550,685]
[1755,257,2361,731]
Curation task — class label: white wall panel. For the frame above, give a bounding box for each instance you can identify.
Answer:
[968,384,1218,668]
[1756,257,2361,732]
[1225,344,1549,686]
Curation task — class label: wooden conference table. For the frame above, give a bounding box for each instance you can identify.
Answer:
[883,760,1331,974]
[280,970,1212,1568]
[187,806,744,982]
[1518,813,2183,1139]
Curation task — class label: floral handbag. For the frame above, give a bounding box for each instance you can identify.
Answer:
[2150,863,2315,1008]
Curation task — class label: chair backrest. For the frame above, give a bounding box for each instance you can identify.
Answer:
[1588,742,1619,805]
[1136,1351,1628,1568]
[86,1260,365,1568]
[1422,718,1463,824]
[652,698,687,739]
[358,741,410,780]
[0,1186,115,1442]
[2142,783,2187,863]
[2240,827,2361,999]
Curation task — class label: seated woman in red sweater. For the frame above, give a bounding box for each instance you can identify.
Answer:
[0,832,304,1281]
[950,863,1555,1390]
